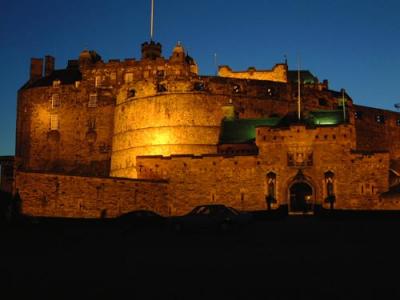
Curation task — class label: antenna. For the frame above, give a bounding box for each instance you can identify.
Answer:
[297,55,301,121]
[341,88,346,122]
[214,53,218,75]
[150,0,155,41]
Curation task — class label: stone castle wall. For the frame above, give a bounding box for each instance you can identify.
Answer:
[136,124,395,215]
[218,64,288,83]
[15,171,168,218]
[354,105,400,159]
[16,83,115,176]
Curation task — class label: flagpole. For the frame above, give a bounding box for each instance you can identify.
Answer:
[297,56,301,121]
[150,0,154,41]
[342,88,346,122]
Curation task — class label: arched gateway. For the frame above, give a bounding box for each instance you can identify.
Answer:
[289,182,313,212]
[288,170,315,213]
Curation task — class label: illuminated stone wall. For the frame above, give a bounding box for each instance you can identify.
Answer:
[15,171,168,218]
[16,84,115,176]
[218,64,288,83]
[137,124,394,215]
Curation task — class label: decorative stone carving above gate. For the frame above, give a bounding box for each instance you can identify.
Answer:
[287,147,313,167]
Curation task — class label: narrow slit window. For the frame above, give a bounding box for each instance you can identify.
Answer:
[52,94,60,108]
[50,114,59,130]
[88,94,97,108]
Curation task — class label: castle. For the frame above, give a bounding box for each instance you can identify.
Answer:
[3,38,400,218]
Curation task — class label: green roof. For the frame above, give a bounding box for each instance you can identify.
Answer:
[219,110,347,144]
[308,110,346,125]
[219,118,280,144]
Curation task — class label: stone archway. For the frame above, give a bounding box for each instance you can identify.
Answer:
[289,181,313,212]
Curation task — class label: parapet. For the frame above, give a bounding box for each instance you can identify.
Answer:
[218,64,288,83]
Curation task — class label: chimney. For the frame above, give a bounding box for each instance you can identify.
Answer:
[30,58,43,81]
[44,55,55,76]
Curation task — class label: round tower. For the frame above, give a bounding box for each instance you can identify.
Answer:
[110,79,224,179]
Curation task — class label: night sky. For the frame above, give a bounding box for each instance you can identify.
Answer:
[1,0,399,156]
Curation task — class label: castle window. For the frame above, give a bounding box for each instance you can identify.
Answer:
[87,118,96,131]
[319,98,328,106]
[53,80,61,87]
[124,73,133,83]
[376,115,385,124]
[50,114,59,130]
[111,72,117,81]
[157,84,167,93]
[233,84,241,94]
[75,81,80,88]
[51,94,60,108]
[95,76,101,87]
[266,88,274,97]
[397,119,400,126]
[128,89,136,98]
[194,82,205,91]
[88,94,97,107]
[157,70,165,79]
[354,111,363,119]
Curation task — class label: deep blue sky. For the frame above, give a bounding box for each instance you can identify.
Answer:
[1,0,400,155]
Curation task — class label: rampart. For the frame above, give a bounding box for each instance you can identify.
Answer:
[218,64,288,83]
[15,171,168,218]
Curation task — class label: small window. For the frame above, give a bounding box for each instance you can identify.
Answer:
[319,98,328,106]
[354,111,363,119]
[376,115,385,124]
[266,88,274,97]
[87,118,96,130]
[53,80,61,87]
[157,84,167,93]
[95,76,102,87]
[194,82,205,91]
[75,81,80,88]
[50,114,59,130]
[124,73,133,83]
[88,94,97,108]
[233,84,241,93]
[157,70,165,78]
[396,119,400,126]
[128,89,136,98]
[51,94,60,108]
[110,72,117,81]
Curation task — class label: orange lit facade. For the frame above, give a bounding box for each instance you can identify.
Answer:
[8,41,400,218]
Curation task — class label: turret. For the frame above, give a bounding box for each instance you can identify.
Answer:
[169,42,185,63]
[78,49,102,67]
[141,41,162,60]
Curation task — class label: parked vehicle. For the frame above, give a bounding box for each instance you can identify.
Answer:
[170,204,252,232]
[116,210,166,232]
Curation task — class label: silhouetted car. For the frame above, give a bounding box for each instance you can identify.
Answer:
[116,210,166,232]
[170,204,252,232]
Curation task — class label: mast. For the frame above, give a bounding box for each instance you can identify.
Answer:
[150,0,155,41]
[342,88,346,122]
[297,57,301,121]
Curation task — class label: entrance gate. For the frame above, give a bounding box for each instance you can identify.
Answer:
[289,182,313,213]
